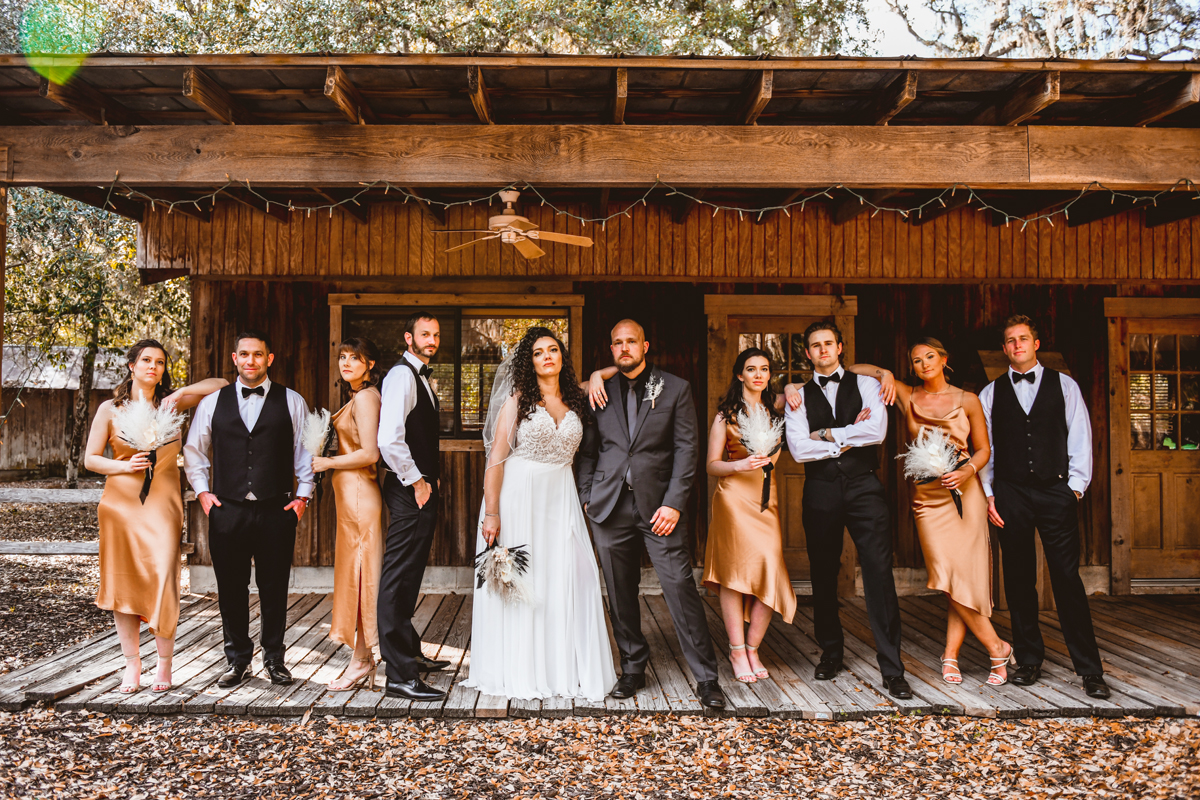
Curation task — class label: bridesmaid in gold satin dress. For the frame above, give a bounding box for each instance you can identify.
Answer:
[850,339,1015,686]
[312,337,384,691]
[703,348,796,684]
[84,340,228,694]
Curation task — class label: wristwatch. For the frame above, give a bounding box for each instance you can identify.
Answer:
[818,428,828,442]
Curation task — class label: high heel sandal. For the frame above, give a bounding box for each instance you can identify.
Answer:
[151,656,173,693]
[728,644,756,683]
[987,643,1016,686]
[329,657,377,692]
[745,645,770,680]
[941,658,962,684]
[118,656,142,695]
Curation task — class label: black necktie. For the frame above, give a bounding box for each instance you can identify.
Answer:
[241,385,265,398]
[1012,371,1036,385]
[818,372,842,388]
[419,365,433,380]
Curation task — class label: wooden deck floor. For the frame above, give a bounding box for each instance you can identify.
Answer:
[3,593,1197,719]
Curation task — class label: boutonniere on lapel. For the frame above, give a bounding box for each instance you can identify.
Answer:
[644,375,665,409]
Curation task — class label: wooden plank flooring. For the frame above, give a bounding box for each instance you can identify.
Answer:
[4,593,1197,719]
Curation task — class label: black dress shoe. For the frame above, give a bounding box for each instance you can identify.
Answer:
[609,673,645,699]
[696,680,726,710]
[814,657,844,681]
[415,654,452,672]
[384,678,447,701]
[217,663,251,689]
[264,660,294,686]
[882,675,914,699]
[1082,674,1111,699]
[1010,664,1042,686]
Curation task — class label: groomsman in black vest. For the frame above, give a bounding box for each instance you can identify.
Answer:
[784,320,912,699]
[980,315,1110,698]
[376,311,451,701]
[183,330,315,689]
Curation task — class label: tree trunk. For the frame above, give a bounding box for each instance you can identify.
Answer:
[65,316,101,488]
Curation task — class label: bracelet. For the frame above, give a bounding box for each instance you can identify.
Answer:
[966,463,978,475]
[484,513,499,517]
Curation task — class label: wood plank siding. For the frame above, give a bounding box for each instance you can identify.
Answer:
[141,201,1200,284]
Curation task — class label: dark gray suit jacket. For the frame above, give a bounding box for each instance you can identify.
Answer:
[577,366,699,526]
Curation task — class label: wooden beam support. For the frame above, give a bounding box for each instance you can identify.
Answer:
[183,67,256,125]
[612,67,628,125]
[973,71,1060,126]
[594,187,611,220]
[1029,127,1200,190]
[1064,191,1140,227]
[861,71,917,125]
[468,66,494,125]
[907,189,971,225]
[1109,73,1200,127]
[671,189,706,224]
[755,188,817,224]
[324,66,377,125]
[832,188,900,225]
[1145,192,1200,228]
[402,187,447,225]
[140,267,188,285]
[737,70,772,125]
[44,186,144,220]
[987,190,1079,226]
[220,186,290,223]
[38,77,146,126]
[311,187,369,224]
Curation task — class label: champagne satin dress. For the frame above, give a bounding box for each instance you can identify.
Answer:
[329,387,384,652]
[702,417,796,624]
[906,390,993,617]
[95,426,184,639]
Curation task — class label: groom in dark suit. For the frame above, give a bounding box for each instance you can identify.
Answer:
[578,319,724,710]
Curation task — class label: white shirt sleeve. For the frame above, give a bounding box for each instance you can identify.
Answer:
[183,392,219,495]
[830,375,888,449]
[377,363,423,485]
[1061,374,1093,495]
[286,389,316,499]
[978,381,996,498]
[785,398,840,463]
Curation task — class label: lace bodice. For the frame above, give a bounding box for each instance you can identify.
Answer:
[512,406,582,465]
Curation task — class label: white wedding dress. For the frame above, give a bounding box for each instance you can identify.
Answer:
[463,406,617,701]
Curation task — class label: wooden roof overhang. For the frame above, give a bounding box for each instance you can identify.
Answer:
[2,53,1200,225]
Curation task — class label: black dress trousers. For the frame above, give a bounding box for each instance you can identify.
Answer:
[207,496,298,666]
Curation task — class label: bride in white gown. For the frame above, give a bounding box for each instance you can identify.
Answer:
[462,327,617,701]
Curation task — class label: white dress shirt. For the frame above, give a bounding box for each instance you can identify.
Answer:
[377,350,438,486]
[978,361,1092,498]
[785,368,888,463]
[183,376,315,499]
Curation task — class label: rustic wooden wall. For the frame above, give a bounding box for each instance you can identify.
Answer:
[0,389,105,474]
[142,199,1200,283]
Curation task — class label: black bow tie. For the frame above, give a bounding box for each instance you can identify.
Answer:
[419,365,433,380]
[818,372,843,388]
[1012,371,1036,385]
[241,385,265,398]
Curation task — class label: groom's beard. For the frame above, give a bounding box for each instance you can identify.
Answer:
[616,353,645,374]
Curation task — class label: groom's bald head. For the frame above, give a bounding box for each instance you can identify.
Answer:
[611,319,646,343]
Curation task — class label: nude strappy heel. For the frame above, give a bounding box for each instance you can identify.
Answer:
[151,655,173,693]
[745,645,770,680]
[728,644,756,683]
[988,643,1016,686]
[329,657,377,692]
[118,656,142,695]
[941,657,962,684]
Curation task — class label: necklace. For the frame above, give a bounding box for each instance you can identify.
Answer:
[922,386,954,395]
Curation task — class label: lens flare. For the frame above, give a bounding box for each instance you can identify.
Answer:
[19,1,103,84]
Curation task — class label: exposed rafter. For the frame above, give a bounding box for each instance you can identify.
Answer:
[594,187,610,220]
[736,70,772,125]
[324,66,377,125]
[1065,192,1140,227]
[612,67,628,125]
[908,189,972,225]
[38,77,146,126]
[45,186,144,220]
[973,71,1060,126]
[182,68,256,125]
[311,187,369,224]
[833,188,900,225]
[135,188,213,222]
[988,191,1079,226]
[1145,193,1200,228]
[756,188,816,224]
[1117,73,1200,127]
[860,71,917,126]
[220,186,290,222]
[468,65,494,125]
[403,187,447,225]
[672,189,706,224]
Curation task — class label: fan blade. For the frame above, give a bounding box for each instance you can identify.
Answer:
[512,237,546,259]
[434,229,495,234]
[508,218,538,232]
[528,231,594,248]
[444,234,500,253]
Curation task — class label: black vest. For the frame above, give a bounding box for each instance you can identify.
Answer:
[399,359,440,481]
[802,373,879,480]
[211,382,296,500]
[991,367,1069,486]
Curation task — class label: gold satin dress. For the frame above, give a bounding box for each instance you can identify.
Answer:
[95,427,184,639]
[329,388,384,652]
[906,391,993,617]
[702,417,796,624]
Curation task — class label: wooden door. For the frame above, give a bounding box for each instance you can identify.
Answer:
[704,296,857,583]
[1108,299,1200,593]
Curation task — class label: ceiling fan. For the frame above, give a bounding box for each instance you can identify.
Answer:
[436,189,593,260]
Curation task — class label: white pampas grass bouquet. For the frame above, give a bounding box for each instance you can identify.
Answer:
[898,426,971,517]
[474,541,534,606]
[301,407,336,495]
[110,398,185,504]
[736,403,784,511]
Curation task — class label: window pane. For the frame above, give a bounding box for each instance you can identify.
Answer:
[462,316,569,432]
[1182,335,1200,372]
[769,373,787,393]
[1155,414,1178,450]
[1130,374,1152,410]
[763,334,786,370]
[739,334,761,351]
[1184,374,1200,412]
[791,334,809,367]
[1182,414,1200,450]
[1129,333,1151,371]
[1154,335,1177,371]
[1153,374,1177,411]
[1131,413,1151,450]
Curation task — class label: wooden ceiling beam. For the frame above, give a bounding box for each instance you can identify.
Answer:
[311,187,369,224]
[1117,73,1200,127]
[468,66,494,125]
[973,71,1060,126]
[736,70,773,125]
[44,186,144,220]
[594,187,610,220]
[860,71,917,126]
[38,77,146,126]
[324,66,377,125]
[1145,193,1200,228]
[908,189,972,225]
[832,188,901,225]
[183,67,256,125]
[612,67,628,125]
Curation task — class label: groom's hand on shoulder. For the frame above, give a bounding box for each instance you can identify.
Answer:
[650,506,680,536]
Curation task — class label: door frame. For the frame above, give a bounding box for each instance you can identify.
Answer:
[1105,297,1200,595]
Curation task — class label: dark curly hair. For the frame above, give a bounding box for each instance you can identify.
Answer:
[511,327,591,425]
[717,347,781,424]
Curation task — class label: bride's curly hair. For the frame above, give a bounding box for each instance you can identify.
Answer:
[511,327,592,425]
